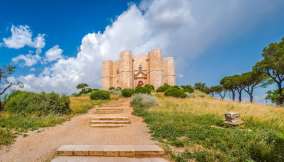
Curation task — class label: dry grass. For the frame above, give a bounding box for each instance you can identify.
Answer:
[136,93,284,161]
[153,95,284,130]
[70,96,106,114]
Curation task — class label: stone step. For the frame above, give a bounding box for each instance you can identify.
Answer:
[95,111,123,114]
[102,104,123,107]
[96,108,124,111]
[90,120,131,124]
[92,116,129,121]
[56,145,165,157]
[90,124,126,128]
[95,109,124,114]
[52,156,169,162]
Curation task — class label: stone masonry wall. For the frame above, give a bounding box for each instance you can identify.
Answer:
[102,49,176,89]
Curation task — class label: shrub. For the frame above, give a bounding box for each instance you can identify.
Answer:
[5,91,70,115]
[131,94,157,116]
[144,84,155,91]
[121,88,134,97]
[156,84,171,92]
[131,94,157,108]
[109,89,122,96]
[165,87,187,98]
[90,90,110,100]
[181,85,194,93]
[135,86,152,94]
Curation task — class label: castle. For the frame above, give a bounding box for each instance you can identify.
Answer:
[101,49,176,89]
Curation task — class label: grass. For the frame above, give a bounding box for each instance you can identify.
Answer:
[70,96,106,114]
[134,94,284,162]
[0,95,108,147]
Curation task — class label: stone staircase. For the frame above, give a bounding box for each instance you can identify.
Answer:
[94,108,124,114]
[89,116,131,128]
[52,100,168,162]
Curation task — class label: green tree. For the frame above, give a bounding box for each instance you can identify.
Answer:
[76,83,91,95]
[254,38,284,105]
[233,75,246,102]
[194,82,210,94]
[220,76,237,101]
[0,65,22,110]
[241,71,266,103]
[210,85,226,100]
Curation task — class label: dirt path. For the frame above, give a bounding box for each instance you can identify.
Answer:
[0,98,160,162]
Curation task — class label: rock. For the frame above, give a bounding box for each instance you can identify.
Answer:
[224,112,243,126]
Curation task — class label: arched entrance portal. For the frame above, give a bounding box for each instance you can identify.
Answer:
[137,80,144,87]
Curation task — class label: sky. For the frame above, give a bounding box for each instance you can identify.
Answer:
[1,0,284,102]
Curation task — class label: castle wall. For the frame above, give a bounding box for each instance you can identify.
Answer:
[164,57,176,85]
[112,61,119,88]
[118,51,133,88]
[102,60,113,89]
[148,49,163,88]
[101,49,176,89]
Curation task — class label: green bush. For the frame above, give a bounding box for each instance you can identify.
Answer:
[165,87,187,98]
[121,88,134,97]
[131,94,157,116]
[144,84,155,91]
[5,91,70,115]
[90,90,110,100]
[135,86,151,94]
[156,84,171,92]
[181,85,194,93]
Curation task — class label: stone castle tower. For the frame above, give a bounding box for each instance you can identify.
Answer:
[102,49,176,89]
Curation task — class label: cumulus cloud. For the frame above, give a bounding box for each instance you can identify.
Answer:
[44,45,63,62]
[12,52,41,67]
[3,25,45,51]
[17,0,284,94]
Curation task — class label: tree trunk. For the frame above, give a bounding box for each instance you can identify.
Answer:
[249,88,254,103]
[0,99,2,111]
[249,93,253,103]
[231,90,235,101]
[277,82,283,105]
[238,90,242,102]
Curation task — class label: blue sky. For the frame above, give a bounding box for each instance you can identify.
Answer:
[1,0,284,101]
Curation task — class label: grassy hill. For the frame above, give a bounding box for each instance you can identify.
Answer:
[134,92,284,162]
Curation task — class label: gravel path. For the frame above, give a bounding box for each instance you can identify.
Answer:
[0,99,159,162]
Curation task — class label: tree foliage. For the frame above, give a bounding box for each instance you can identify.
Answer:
[76,83,91,95]
[241,71,266,103]
[0,65,22,110]
[194,82,210,94]
[254,38,284,105]
[220,76,237,101]
[210,85,226,100]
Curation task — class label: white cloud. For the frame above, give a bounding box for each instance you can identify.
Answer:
[45,45,63,62]
[33,34,46,54]
[3,25,32,49]
[3,25,45,51]
[17,0,284,94]
[12,52,41,67]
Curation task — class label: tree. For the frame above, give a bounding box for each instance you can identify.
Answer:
[241,71,266,103]
[0,65,22,110]
[220,76,237,101]
[254,38,284,105]
[265,89,282,104]
[76,83,91,95]
[194,82,210,94]
[232,75,246,102]
[210,85,226,100]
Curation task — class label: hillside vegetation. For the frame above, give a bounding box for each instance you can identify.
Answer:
[133,92,284,162]
[0,94,106,147]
